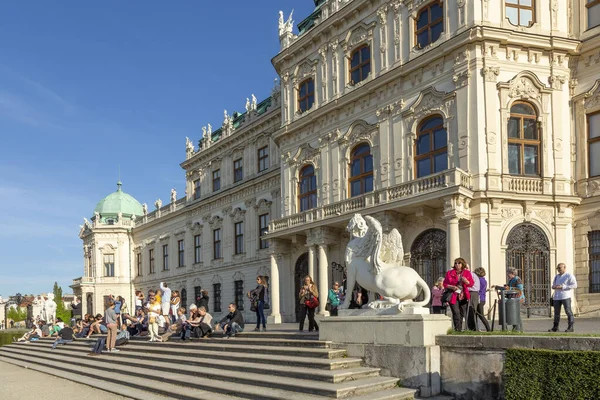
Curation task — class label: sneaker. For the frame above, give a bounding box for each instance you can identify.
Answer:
[111,348,120,352]
[253,328,260,332]
[565,327,574,332]
[262,328,267,332]
[548,328,558,332]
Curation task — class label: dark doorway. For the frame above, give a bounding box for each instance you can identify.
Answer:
[505,223,550,316]
[294,252,309,322]
[410,229,447,301]
[86,293,93,316]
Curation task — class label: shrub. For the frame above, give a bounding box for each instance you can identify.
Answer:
[504,348,600,400]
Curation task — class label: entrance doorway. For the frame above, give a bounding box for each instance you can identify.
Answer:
[505,223,550,315]
[86,293,93,315]
[294,252,309,322]
[410,229,447,299]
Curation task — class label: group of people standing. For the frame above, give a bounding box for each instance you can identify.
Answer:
[431,258,578,333]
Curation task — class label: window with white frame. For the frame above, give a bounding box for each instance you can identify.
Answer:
[588,112,600,177]
[178,239,185,267]
[587,0,600,29]
[194,234,202,264]
[162,244,169,271]
[349,45,371,84]
[193,179,201,200]
[505,0,535,27]
[415,1,443,48]
[213,229,222,259]
[104,254,115,277]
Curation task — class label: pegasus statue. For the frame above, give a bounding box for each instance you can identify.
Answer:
[342,213,431,312]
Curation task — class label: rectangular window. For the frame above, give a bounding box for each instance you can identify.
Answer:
[588,0,600,29]
[234,280,244,311]
[588,112,600,177]
[590,231,600,293]
[213,228,222,259]
[213,283,222,313]
[194,286,202,307]
[259,213,269,249]
[149,249,155,274]
[193,179,201,200]
[103,254,115,277]
[136,253,142,277]
[234,221,244,254]
[194,234,202,264]
[178,239,185,267]
[258,146,269,172]
[234,158,243,183]
[162,244,169,271]
[212,170,221,192]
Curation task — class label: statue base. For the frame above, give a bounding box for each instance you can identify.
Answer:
[317,312,451,397]
[338,306,429,316]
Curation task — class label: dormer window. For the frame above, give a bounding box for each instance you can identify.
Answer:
[349,45,371,85]
[506,0,535,27]
[298,78,315,113]
[415,1,443,49]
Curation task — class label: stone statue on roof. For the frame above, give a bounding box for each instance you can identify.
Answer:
[155,199,162,210]
[224,109,229,123]
[171,188,177,204]
[251,94,257,111]
[207,123,212,136]
[278,10,294,36]
[245,97,251,113]
[186,137,194,158]
[142,203,148,215]
[202,126,207,140]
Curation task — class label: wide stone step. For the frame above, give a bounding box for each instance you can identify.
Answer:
[29,340,363,370]
[0,347,407,399]
[154,335,332,348]
[10,344,380,383]
[0,353,243,400]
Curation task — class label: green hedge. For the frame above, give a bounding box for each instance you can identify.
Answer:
[504,348,600,400]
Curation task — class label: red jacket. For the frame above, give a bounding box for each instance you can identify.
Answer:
[443,269,475,305]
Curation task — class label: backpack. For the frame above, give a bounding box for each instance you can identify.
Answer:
[115,330,130,346]
[90,337,106,354]
[264,286,270,310]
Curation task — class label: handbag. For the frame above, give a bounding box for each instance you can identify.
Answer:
[550,296,554,307]
[441,289,453,304]
[305,296,319,309]
[250,300,258,312]
[325,302,332,311]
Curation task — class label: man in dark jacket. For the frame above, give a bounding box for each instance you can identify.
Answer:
[71,297,82,326]
[216,303,244,338]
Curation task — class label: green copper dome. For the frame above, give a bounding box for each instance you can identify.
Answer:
[93,182,143,221]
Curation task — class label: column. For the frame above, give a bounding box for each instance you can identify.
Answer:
[268,253,282,324]
[318,244,329,316]
[447,217,460,265]
[308,245,315,279]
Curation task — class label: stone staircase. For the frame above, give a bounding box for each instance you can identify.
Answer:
[0,331,416,400]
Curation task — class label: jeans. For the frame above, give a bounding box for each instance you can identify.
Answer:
[467,292,480,331]
[298,304,318,332]
[51,338,72,349]
[449,298,468,331]
[432,306,446,315]
[552,298,574,328]
[329,306,339,317]
[255,300,266,329]
[220,321,243,336]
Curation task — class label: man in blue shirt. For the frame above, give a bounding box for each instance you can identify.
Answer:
[549,263,578,333]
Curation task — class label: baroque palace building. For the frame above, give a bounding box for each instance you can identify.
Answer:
[74,0,600,321]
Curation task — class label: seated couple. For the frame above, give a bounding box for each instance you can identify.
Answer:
[180,305,213,340]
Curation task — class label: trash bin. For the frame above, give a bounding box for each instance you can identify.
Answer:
[498,289,522,329]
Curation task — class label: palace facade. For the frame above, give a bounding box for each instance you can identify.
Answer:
[73,0,600,321]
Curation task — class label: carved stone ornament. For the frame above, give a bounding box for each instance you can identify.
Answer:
[283,143,320,167]
[482,66,500,82]
[342,22,375,53]
[402,86,456,130]
[505,76,543,101]
[583,80,600,110]
[342,214,431,313]
[338,119,377,146]
[296,60,317,81]
[549,75,566,90]
[254,198,273,213]
[229,207,246,222]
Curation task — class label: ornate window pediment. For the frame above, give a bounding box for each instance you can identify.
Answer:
[497,71,551,111]
[283,143,320,168]
[338,120,378,148]
[583,80,600,111]
[342,22,376,52]
[254,198,273,214]
[294,59,317,83]
[229,207,246,222]
[402,87,456,130]
[98,244,116,253]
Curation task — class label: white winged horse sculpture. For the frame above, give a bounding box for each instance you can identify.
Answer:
[342,214,431,312]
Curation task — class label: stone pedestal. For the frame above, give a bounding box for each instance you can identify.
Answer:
[318,312,451,397]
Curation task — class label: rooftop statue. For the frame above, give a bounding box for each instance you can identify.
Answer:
[278,10,294,36]
[142,203,148,215]
[251,94,257,111]
[155,199,162,210]
[202,126,207,140]
[207,123,212,136]
[185,137,195,157]
[170,188,177,204]
[343,214,431,312]
[245,97,251,113]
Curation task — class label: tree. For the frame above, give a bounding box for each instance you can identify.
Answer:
[7,307,27,322]
[53,281,72,323]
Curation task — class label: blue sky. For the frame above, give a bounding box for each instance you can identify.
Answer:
[0,1,315,298]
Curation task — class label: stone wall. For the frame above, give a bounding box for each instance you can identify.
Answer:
[436,335,600,400]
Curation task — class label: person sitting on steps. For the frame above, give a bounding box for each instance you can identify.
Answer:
[51,323,74,349]
[215,303,244,338]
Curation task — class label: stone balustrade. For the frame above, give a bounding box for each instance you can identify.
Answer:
[504,176,544,194]
[269,168,472,234]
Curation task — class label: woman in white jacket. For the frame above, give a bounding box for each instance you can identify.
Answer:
[147,296,162,342]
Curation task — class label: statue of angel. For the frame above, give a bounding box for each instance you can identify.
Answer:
[186,137,194,156]
[170,188,177,203]
[285,10,294,34]
[343,214,430,312]
[202,126,207,139]
[155,199,162,210]
[278,11,285,36]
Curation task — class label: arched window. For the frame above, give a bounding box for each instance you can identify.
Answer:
[415,1,443,49]
[298,78,315,113]
[298,165,317,212]
[506,0,535,27]
[415,116,447,178]
[349,143,374,197]
[508,101,540,176]
[349,45,371,85]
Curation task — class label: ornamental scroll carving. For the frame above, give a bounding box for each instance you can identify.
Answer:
[282,143,321,168]
[401,86,456,130]
[342,23,375,52]
[338,119,378,147]
[583,80,600,110]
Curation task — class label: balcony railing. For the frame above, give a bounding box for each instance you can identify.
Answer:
[503,176,543,194]
[269,168,471,234]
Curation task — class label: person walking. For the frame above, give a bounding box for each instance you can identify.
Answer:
[473,267,488,325]
[443,258,474,331]
[104,301,119,352]
[249,276,267,332]
[549,263,578,332]
[298,275,319,332]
